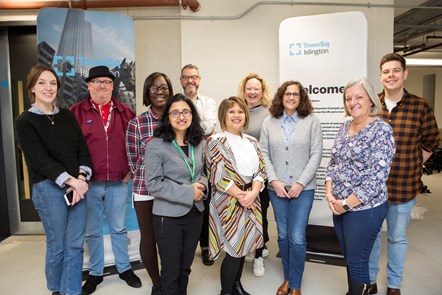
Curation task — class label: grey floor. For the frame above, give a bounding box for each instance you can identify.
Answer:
[1,173,441,295]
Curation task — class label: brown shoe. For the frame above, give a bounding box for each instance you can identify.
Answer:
[276,281,289,295]
[387,287,401,295]
[289,289,301,295]
[368,283,378,294]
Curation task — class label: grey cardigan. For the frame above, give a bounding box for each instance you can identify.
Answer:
[260,114,323,190]
[144,137,206,217]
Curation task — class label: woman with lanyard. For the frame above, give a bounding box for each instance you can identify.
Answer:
[145,93,206,295]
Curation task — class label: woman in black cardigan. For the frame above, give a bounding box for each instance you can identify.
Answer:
[15,64,92,295]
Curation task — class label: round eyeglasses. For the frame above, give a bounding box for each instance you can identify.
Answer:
[169,109,192,118]
[149,85,169,93]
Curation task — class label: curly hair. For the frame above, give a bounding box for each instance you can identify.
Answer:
[269,80,313,118]
[237,72,271,107]
[142,72,173,107]
[154,93,204,146]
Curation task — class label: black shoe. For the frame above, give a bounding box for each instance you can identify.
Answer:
[276,251,281,258]
[82,275,103,295]
[368,283,378,294]
[201,249,214,266]
[152,284,162,295]
[119,269,142,288]
[232,281,251,295]
[52,292,60,295]
[348,280,368,295]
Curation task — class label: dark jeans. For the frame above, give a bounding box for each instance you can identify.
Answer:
[153,206,203,295]
[333,202,388,285]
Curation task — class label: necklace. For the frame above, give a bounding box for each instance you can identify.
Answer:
[45,114,55,125]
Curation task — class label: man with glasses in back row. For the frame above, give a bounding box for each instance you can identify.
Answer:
[71,66,141,295]
[180,64,218,266]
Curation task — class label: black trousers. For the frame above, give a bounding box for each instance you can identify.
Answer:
[153,206,203,295]
[199,185,211,248]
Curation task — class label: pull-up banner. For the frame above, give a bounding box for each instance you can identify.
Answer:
[279,11,367,259]
[37,8,138,270]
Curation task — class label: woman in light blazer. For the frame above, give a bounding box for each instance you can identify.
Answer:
[145,94,206,295]
[260,81,323,295]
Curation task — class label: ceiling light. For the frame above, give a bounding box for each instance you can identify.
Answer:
[406,58,442,66]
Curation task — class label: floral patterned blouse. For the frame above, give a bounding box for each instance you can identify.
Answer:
[325,117,395,211]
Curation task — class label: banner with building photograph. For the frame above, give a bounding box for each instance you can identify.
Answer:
[37,7,138,269]
[279,11,367,258]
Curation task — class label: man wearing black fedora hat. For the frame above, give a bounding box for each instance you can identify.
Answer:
[71,65,140,295]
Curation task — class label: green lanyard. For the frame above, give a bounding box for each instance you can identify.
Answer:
[172,140,195,183]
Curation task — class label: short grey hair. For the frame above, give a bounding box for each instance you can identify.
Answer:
[181,64,199,75]
[343,77,381,117]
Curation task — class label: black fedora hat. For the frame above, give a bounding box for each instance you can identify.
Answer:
[86,65,115,82]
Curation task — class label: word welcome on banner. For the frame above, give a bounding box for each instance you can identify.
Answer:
[279,11,367,258]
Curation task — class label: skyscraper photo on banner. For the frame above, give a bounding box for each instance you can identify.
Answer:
[37,7,139,268]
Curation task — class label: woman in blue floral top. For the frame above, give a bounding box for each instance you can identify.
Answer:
[325,77,395,295]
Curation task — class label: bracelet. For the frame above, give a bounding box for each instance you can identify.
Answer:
[79,171,88,178]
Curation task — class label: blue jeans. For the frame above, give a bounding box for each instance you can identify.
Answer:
[269,189,314,290]
[369,198,415,289]
[85,181,131,275]
[32,180,86,295]
[334,202,388,285]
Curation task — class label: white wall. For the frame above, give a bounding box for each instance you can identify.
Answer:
[178,0,394,109]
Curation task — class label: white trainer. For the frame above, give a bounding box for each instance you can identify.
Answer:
[245,251,255,263]
[253,257,265,277]
[262,247,269,258]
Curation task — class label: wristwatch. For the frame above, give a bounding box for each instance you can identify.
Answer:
[342,199,351,212]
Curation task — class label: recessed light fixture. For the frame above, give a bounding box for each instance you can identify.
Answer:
[406,58,442,66]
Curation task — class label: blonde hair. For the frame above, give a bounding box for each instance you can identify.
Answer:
[237,72,270,107]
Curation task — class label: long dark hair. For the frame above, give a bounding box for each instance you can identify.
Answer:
[269,80,313,118]
[154,93,204,146]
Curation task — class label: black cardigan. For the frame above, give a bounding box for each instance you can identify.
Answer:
[15,108,92,185]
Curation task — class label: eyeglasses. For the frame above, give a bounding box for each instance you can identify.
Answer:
[180,75,200,81]
[149,86,169,93]
[169,109,192,118]
[90,79,113,86]
[284,92,300,98]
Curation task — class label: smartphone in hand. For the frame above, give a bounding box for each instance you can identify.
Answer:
[64,190,74,206]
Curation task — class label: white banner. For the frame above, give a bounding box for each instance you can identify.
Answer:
[279,11,367,226]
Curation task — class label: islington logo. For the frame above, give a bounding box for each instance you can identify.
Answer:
[289,41,330,56]
[53,56,122,77]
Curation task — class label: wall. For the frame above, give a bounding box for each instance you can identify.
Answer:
[178,0,394,110]
[405,67,442,126]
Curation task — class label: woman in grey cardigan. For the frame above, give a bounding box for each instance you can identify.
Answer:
[145,94,207,295]
[260,81,323,295]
